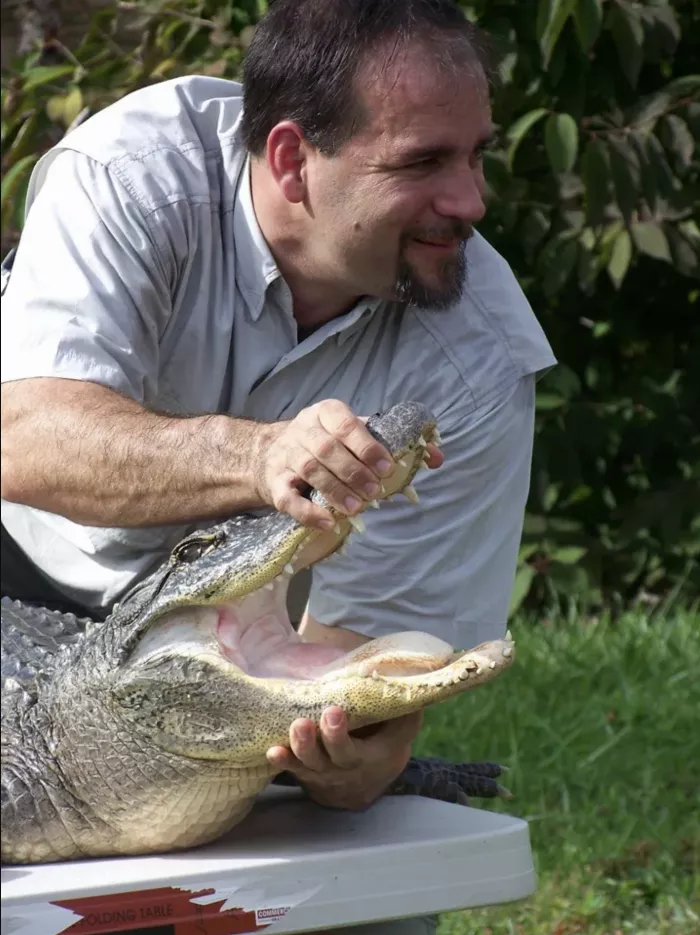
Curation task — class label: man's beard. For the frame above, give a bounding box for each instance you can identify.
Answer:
[393,226,471,311]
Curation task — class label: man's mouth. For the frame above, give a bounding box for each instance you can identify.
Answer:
[411,238,461,253]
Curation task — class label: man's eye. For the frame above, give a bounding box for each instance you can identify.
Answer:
[404,157,440,170]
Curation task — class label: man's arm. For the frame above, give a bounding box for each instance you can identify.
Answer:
[1,378,398,530]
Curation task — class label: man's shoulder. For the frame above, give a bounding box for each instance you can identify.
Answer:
[403,231,556,411]
[29,76,247,214]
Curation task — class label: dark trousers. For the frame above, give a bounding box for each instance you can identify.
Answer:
[1,522,103,620]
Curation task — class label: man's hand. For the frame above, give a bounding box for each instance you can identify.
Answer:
[256,399,443,530]
[266,706,423,811]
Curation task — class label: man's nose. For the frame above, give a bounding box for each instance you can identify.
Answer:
[433,167,486,224]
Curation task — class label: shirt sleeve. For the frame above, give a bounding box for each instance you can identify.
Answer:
[0,149,172,403]
[307,374,536,649]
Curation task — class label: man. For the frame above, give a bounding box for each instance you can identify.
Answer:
[1,0,554,929]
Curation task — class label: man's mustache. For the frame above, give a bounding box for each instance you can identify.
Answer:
[404,222,473,243]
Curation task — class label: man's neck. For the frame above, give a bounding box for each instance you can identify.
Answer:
[249,160,362,328]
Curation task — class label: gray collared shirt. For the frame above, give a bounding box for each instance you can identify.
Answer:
[1,76,556,647]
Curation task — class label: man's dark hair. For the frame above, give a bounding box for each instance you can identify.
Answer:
[240,0,495,156]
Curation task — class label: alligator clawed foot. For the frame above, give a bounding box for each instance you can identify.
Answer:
[387,756,513,805]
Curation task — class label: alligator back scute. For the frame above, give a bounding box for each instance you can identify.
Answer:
[1,598,94,691]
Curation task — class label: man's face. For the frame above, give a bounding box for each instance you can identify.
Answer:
[304,44,493,310]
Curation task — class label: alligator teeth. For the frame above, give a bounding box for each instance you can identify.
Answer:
[419,434,428,447]
[505,629,514,643]
[264,582,275,591]
[368,499,380,509]
[348,515,366,534]
[284,564,294,575]
[403,485,420,504]
[502,646,513,658]
[489,660,497,669]
[398,458,409,468]
[334,523,342,534]
[476,666,484,676]
[433,429,442,445]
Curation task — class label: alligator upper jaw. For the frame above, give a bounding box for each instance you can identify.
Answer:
[123,411,438,671]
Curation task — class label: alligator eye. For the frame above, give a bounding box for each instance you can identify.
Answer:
[174,542,209,564]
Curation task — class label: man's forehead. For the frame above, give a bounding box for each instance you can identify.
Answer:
[356,43,491,146]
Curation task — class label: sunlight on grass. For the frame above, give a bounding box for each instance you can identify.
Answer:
[413,610,700,935]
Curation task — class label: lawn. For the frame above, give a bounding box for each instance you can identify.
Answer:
[412,610,700,935]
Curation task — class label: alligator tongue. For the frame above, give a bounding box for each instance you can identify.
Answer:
[216,576,346,679]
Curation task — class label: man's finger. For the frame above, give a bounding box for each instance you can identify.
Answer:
[424,443,444,469]
[287,718,329,772]
[317,401,394,478]
[271,474,336,530]
[318,707,364,769]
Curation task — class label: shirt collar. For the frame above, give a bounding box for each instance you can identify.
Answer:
[233,156,281,321]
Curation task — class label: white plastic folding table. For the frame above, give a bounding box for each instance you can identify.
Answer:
[1,785,536,935]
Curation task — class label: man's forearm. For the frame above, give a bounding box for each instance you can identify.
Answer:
[1,377,274,527]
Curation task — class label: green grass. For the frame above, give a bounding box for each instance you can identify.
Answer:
[412,610,700,935]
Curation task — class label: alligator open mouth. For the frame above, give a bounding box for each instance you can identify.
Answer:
[128,408,444,682]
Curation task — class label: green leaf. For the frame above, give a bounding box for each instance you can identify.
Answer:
[505,108,549,168]
[582,139,610,227]
[631,222,671,263]
[21,64,76,92]
[537,0,576,68]
[609,1,644,88]
[644,3,681,52]
[666,226,700,279]
[508,564,535,617]
[521,209,551,263]
[607,228,632,289]
[518,543,539,563]
[608,137,640,224]
[61,86,84,129]
[544,113,579,173]
[630,132,658,212]
[551,546,587,564]
[0,153,38,211]
[573,0,603,51]
[644,132,678,200]
[660,115,695,168]
[541,234,579,296]
[661,75,700,98]
[548,561,589,596]
[536,392,567,410]
[626,90,672,128]
[523,514,548,535]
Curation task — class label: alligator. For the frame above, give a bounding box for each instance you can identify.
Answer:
[1,402,515,866]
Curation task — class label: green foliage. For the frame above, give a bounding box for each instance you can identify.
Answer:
[416,609,700,933]
[468,0,699,615]
[1,0,698,613]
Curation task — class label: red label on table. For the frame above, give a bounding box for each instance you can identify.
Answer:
[52,886,289,934]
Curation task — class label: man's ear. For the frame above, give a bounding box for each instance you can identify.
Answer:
[265,121,309,204]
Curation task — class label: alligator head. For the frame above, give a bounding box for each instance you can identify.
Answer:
[1,402,514,864]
